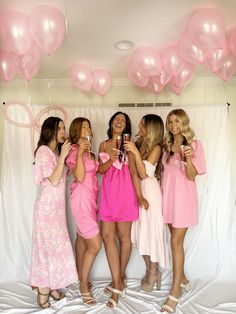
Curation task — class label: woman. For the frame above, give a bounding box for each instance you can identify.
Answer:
[66,117,101,307]
[161,109,206,313]
[30,117,78,309]
[124,114,171,292]
[98,111,139,308]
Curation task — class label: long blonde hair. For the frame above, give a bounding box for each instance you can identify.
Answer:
[136,114,164,179]
[164,109,195,161]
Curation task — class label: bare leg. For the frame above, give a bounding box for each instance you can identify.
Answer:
[161,226,188,312]
[141,255,150,284]
[116,222,132,282]
[80,234,101,305]
[37,287,50,309]
[101,222,124,307]
[75,234,87,281]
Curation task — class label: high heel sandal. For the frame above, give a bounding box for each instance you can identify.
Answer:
[80,291,96,307]
[141,269,161,292]
[180,282,190,292]
[106,287,123,309]
[161,295,180,313]
[36,288,50,309]
[50,289,65,301]
[141,269,149,285]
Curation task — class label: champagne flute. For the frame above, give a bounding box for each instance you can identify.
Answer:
[86,135,93,159]
[116,135,122,150]
[123,133,130,161]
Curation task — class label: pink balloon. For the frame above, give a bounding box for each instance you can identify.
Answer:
[205,40,229,73]
[132,47,162,76]
[92,69,112,96]
[147,76,164,93]
[16,44,41,80]
[216,53,236,81]
[162,44,185,76]
[0,50,17,81]
[187,7,225,49]
[229,28,236,57]
[30,5,65,55]
[169,80,184,95]
[0,10,33,55]
[171,63,196,89]
[155,70,172,86]
[70,64,93,92]
[178,33,209,64]
[127,62,148,87]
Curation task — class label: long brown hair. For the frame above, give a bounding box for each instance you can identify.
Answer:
[69,117,91,144]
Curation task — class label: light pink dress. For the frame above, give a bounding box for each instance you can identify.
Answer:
[66,144,99,239]
[131,161,171,268]
[30,145,78,289]
[162,140,206,228]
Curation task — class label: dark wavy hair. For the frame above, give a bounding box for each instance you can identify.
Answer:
[34,116,63,157]
[69,117,91,144]
[106,111,132,160]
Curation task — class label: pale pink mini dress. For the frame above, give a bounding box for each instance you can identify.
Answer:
[162,140,206,228]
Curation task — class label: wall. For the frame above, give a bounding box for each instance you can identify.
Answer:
[0,76,236,196]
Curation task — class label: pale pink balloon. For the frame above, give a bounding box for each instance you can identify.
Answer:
[30,5,65,55]
[229,28,236,57]
[127,62,148,87]
[132,47,162,76]
[205,39,229,73]
[162,44,185,76]
[216,53,236,81]
[187,7,225,49]
[172,63,196,89]
[169,80,184,95]
[155,70,172,86]
[70,64,93,92]
[92,69,112,96]
[178,32,209,64]
[147,76,165,93]
[0,10,33,55]
[0,50,17,81]
[16,44,41,80]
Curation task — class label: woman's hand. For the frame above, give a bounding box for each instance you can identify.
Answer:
[124,140,139,156]
[138,196,149,210]
[110,148,119,162]
[77,138,91,156]
[183,145,193,160]
[59,140,72,161]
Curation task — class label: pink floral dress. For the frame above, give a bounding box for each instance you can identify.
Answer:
[29,145,78,289]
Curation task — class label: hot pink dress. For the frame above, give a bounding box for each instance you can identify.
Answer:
[99,152,138,222]
[30,145,78,289]
[131,160,171,268]
[162,140,206,228]
[66,144,99,239]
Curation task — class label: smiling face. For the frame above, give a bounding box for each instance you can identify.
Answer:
[167,114,183,136]
[111,113,126,135]
[138,118,147,137]
[80,120,92,138]
[56,121,66,143]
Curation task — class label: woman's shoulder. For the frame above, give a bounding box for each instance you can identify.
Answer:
[99,139,110,152]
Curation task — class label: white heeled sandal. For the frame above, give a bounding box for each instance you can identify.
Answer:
[161,295,180,313]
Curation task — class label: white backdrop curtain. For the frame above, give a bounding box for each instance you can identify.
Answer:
[0,103,236,314]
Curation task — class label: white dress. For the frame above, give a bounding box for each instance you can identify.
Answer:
[131,160,171,269]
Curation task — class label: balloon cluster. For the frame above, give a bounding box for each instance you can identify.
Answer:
[70,64,112,96]
[128,7,236,95]
[0,5,65,81]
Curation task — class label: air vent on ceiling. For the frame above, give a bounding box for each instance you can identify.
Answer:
[119,102,172,107]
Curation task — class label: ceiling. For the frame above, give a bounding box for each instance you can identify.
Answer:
[0,0,236,80]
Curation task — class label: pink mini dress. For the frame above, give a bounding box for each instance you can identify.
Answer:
[162,140,206,228]
[99,152,138,222]
[66,144,99,239]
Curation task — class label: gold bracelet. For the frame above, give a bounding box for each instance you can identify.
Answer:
[58,162,64,165]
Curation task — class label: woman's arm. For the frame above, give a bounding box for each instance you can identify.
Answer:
[98,141,118,174]
[72,139,90,182]
[49,141,71,186]
[129,152,149,209]
[183,145,198,180]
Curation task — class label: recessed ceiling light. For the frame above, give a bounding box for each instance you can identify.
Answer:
[114,40,135,51]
